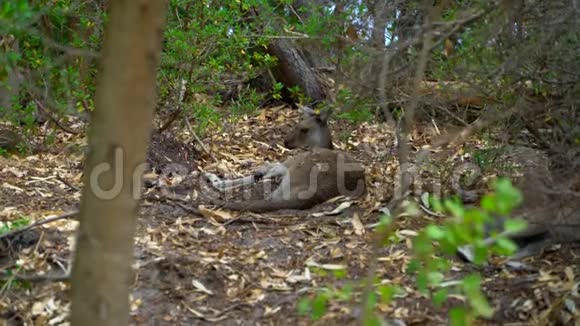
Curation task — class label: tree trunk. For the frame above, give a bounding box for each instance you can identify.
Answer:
[70,1,166,325]
[267,38,327,102]
[0,37,20,116]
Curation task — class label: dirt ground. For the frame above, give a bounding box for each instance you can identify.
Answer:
[0,107,578,325]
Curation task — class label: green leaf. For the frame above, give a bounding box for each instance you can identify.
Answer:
[432,257,452,271]
[412,233,432,257]
[449,307,470,326]
[495,237,518,256]
[297,297,311,315]
[464,208,488,226]
[480,194,496,212]
[503,218,527,233]
[407,259,421,273]
[462,274,481,294]
[375,214,392,234]
[433,288,448,307]
[362,314,382,326]
[416,271,429,293]
[425,225,445,240]
[444,199,465,218]
[378,284,396,304]
[430,195,444,212]
[427,271,445,287]
[471,243,490,265]
[366,291,377,309]
[311,292,329,320]
[462,274,494,318]
[337,283,353,301]
[494,178,523,214]
[333,268,347,279]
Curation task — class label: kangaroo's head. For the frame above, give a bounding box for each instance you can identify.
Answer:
[283,105,333,149]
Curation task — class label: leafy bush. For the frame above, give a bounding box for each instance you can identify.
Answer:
[299,179,526,325]
[189,103,220,137]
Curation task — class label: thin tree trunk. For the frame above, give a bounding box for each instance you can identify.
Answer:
[267,38,327,102]
[70,1,166,325]
[0,37,20,115]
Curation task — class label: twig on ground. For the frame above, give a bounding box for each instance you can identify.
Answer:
[142,192,203,216]
[0,272,70,283]
[419,204,445,218]
[56,174,80,192]
[183,116,217,162]
[174,202,201,216]
[32,98,81,135]
[0,211,78,241]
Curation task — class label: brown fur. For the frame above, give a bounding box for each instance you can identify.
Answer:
[283,105,333,149]
[459,146,580,261]
[206,106,366,212]
[502,146,580,245]
[221,148,366,212]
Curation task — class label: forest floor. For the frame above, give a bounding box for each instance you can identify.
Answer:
[0,106,578,325]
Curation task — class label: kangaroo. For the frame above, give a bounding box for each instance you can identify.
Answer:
[457,146,580,262]
[203,105,366,212]
[283,105,333,149]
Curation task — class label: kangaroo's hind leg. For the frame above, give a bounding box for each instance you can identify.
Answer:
[254,162,287,180]
[203,162,288,191]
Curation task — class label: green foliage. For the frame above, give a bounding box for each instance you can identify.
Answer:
[409,179,525,323]
[229,88,264,117]
[298,213,403,323]
[299,179,525,324]
[378,284,397,304]
[0,262,32,295]
[0,216,30,234]
[271,82,284,100]
[298,281,402,323]
[1,101,36,129]
[471,148,500,171]
[335,87,375,123]
[159,0,283,113]
[287,85,307,103]
[1,0,100,127]
[2,0,296,132]
[480,178,523,216]
[189,103,220,137]
[471,148,520,174]
[0,219,32,293]
[297,287,333,320]
[337,107,374,124]
[310,289,331,320]
[449,306,472,326]
[289,1,348,52]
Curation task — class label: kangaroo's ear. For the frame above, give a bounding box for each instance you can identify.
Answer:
[317,109,331,124]
[298,104,316,117]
